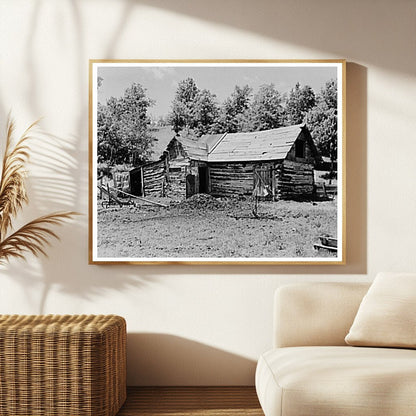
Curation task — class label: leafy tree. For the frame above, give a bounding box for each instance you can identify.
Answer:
[306,80,338,166]
[97,83,155,165]
[118,83,155,165]
[319,79,337,109]
[168,78,221,136]
[193,89,220,136]
[305,79,338,166]
[97,101,117,163]
[305,105,337,160]
[285,82,316,125]
[168,78,199,133]
[230,85,252,114]
[248,84,284,131]
[215,85,252,133]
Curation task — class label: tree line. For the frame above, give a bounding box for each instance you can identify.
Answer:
[97,77,338,166]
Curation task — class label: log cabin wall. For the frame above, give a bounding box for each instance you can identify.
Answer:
[165,164,187,198]
[139,156,315,200]
[164,138,209,198]
[209,161,287,199]
[142,159,166,196]
[209,162,255,197]
[164,139,190,198]
[276,129,317,199]
[277,160,315,199]
[137,127,319,200]
[137,139,208,200]
[166,160,205,199]
[139,158,195,199]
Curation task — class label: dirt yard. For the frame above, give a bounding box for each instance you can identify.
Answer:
[96,194,338,259]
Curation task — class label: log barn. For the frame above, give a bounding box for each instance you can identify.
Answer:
[207,124,321,200]
[131,124,321,200]
[161,134,223,198]
[129,126,174,197]
[129,128,222,198]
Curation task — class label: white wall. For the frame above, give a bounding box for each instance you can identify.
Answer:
[0,0,415,385]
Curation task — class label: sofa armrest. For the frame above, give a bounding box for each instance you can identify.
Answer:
[274,282,370,348]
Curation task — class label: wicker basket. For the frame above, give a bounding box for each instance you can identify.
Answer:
[0,314,126,416]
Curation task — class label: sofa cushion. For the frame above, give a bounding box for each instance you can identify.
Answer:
[274,283,370,348]
[345,272,416,348]
[256,346,416,416]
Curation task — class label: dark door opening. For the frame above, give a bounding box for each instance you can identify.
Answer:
[130,168,143,196]
[198,166,209,194]
[186,174,196,198]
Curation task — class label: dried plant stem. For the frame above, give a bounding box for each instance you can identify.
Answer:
[0,116,78,264]
[0,212,78,264]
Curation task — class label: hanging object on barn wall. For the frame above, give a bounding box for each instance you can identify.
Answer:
[89,60,346,265]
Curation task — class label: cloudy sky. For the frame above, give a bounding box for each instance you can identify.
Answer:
[97,63,338,119]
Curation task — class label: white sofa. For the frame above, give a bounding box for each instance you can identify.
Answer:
[255,282,416,416]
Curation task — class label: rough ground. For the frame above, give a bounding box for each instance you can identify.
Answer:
[96,194,338,259]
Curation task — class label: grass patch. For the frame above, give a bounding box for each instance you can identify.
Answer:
[97,196,337,259]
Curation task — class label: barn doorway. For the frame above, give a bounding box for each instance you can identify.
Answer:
[186,174,196,198]
[198,166,209,194]
[253,166,274,200]
[130,168,143,196]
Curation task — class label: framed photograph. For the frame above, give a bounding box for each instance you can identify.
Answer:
[89,60,345,265]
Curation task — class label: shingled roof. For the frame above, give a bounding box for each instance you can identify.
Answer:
[207,124,304,162]
[178,134,226,161]
[166,124,310,163]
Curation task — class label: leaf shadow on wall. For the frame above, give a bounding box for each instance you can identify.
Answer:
[0,127,157,314]
[0,0,162,313]
[126,333,257,386]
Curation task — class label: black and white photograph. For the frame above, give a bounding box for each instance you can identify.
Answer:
[89,60,345,264]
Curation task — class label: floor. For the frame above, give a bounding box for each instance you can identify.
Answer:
[117,386,264,416]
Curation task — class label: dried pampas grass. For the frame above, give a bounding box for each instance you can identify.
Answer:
[0,116,78,264]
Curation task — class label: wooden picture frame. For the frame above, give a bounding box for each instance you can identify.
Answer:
[89,60,346,265]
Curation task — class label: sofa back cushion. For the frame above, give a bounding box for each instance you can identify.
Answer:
[274,282,370,348]
[345,272,416,348]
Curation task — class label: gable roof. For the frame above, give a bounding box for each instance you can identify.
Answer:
[170,133,226,162]
[149,126,176,161]
[207,124,304,162]
[177,136,210,161]
[164,124,313,163]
